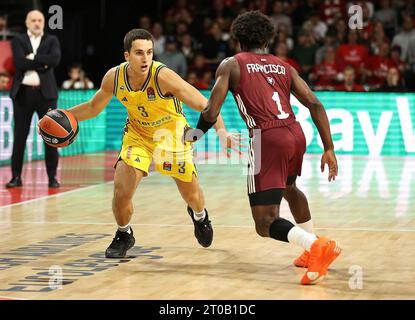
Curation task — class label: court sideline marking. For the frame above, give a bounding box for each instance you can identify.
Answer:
[2,220,415,233]
[0,181,114,209]
[1,173,414,234]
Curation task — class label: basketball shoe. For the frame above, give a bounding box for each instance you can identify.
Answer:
[294,250,310,268]
[105,227,135,258]
[301,237,342,285]
[187,206,213,247]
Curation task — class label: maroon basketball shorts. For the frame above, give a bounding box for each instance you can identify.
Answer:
[247,121,306,195]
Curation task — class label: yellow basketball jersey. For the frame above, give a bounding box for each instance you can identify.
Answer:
[114,61,188,140]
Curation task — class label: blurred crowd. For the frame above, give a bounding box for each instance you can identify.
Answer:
[147,0,415,92]
[1,0,415,92]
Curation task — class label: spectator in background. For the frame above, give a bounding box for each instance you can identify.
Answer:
[309,46,341,90]
[356,1,375,18]
[374,0,397,38]
[215,17,231,42]
[62,64,94,89]
[0,15,18,40]
[397,0,415,26]
[292,29,318,79]
[336,29,369,79]
[244,0,268,14]
[200,71,213,89]
[364,41,395,89]
[208,0,235,21]
[158,36,187,78]
[175,21,189,44]
[405,33,415,90]
[188,52,211,79]
[315,27,338,65]
[274,42,301,73]
[319,0,346,26]
[334,17,347,45]
[302,10,328,43]
[172,0,194,25]
[392,15,415,61]
[359,2,375,42]
[390,45,406,75]
[138,16,151,31]
[376,66,406,92]
[336,65,366,92]
[270,1,293,36]
[275,24,294,51]
[0,72,10,90]
[163,8,177,35]
[202,21,231,67]
[7,10,61,188]
[152,22,165,58]
[186,70,211,90]
[186,71,198,87]
[369,21,389,55]
[290,0,317,29]
[181,33,196,62]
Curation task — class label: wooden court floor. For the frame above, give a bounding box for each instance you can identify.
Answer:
[0,154,414,300]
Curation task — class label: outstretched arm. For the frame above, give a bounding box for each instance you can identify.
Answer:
[158,66,243,156]
[183,58,233,141]
[290,67,338,181]
[157,67,227,131]
[67,68,115,121]
[202,58,233,123]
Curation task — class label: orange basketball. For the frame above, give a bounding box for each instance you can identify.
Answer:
[38,109,79,148]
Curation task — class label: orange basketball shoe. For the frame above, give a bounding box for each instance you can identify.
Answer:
[301,237,342,285]
[294,250,310,268]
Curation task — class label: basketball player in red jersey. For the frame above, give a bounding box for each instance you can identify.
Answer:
[185,11,341,285]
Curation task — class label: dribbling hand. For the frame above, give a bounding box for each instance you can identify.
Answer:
[37,108,53,135]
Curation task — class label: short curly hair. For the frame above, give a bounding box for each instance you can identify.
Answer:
[231,11,275,50]
[124,28,153,52]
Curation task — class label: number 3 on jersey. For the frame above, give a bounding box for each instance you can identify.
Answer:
[272,92,290,120]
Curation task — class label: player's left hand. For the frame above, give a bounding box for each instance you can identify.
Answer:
[218,131,247,158]
[321,149,338,182]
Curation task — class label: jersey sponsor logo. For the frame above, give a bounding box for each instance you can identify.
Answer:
[163,161,172,171]
[267,77,275,85]
[133,115,172,127]
[147,87,156,101]
[246,63,286,75]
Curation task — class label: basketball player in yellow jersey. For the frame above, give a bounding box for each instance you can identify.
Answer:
[43,29,242,258]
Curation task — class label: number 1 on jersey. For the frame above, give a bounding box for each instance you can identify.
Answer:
[272,92,290,120]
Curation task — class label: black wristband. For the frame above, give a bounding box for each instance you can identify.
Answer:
[183,114,217,143]
[196,113,216,134]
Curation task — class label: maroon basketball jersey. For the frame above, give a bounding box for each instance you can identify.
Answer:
[232,52,296,130]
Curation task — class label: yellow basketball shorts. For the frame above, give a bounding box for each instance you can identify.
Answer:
[116,131,197,182]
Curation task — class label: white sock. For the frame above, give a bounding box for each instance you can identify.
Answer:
[118,224,131,234]
[193,209,206,221]
[297,219,314,234]
[287,226,317,252]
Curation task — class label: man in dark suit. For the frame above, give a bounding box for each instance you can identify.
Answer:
[6,10,61,188]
